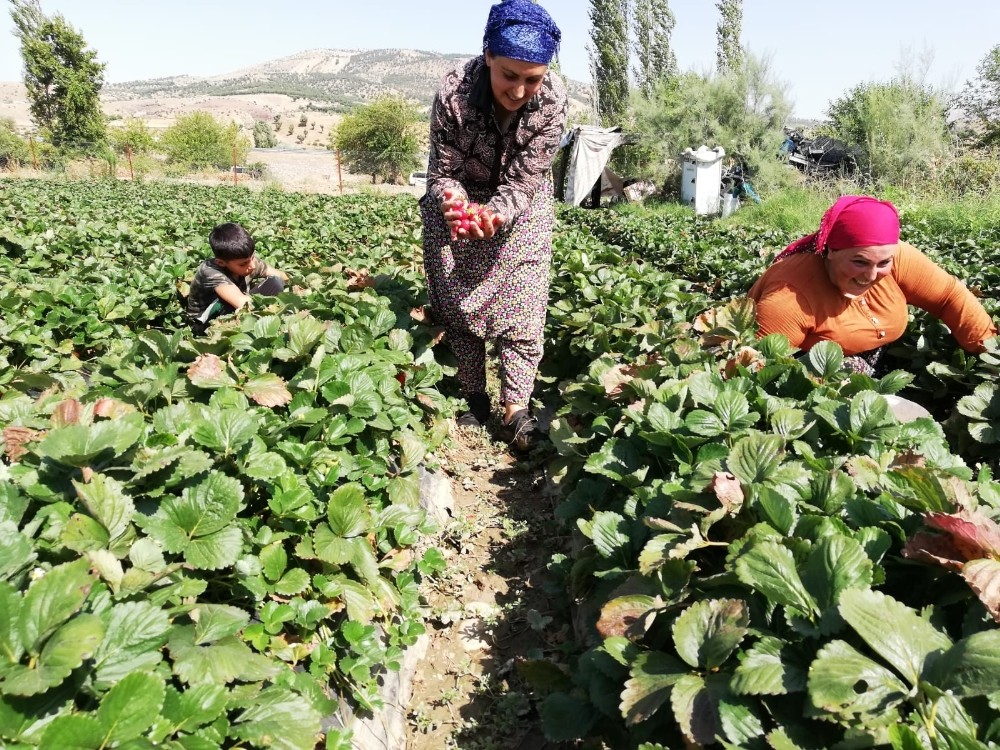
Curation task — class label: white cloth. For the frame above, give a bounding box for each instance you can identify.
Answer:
[563,126,629,206]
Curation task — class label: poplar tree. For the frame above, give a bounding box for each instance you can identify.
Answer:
[633,0,678,97]
[716,0,744,75]
[588,0,630,125]
[957,44,1000,147]
[10,0,107,149]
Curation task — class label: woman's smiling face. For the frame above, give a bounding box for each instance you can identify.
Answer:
[824,244,897,297]
[485,51,547,112]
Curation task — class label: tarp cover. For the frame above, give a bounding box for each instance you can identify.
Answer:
[562,125,630,205]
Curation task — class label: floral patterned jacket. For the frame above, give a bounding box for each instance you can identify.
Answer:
[425,55,568,222]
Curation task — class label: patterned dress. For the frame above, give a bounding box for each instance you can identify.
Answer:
[420,55,568,406]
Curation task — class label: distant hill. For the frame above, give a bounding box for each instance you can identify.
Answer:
[103,48,593,114]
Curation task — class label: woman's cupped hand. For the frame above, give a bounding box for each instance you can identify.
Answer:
[441,188,505,241]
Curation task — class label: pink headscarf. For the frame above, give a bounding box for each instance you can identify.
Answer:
[773,195,900,262]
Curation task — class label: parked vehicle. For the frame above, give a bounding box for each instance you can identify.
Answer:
[408,171,427,187]
[779,128,860,175]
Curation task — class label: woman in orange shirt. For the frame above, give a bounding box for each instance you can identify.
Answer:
[748,195,996,375]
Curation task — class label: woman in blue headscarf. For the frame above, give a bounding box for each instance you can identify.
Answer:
[421,0,568,452]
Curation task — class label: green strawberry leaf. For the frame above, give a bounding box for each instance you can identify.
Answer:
[230,686,322,750]
[671,599,748,670]
[96,671,165,743]
[808,639,908,723]
[838,589,952,686]
[734,541,817,619]
[619,651,687,725]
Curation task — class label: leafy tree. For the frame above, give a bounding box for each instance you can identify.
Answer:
[715,0,743,75]
[160,112,249,169]
[956,44,1000,147]
[631,53,792,191]
[588,0,630,124]
[632,0,677,98]
[10,0,106,150]
[827,76,950,187]
[0,117,30,168]
[331,97,422,184]
[252,120,277,149]
[109,118,155,155]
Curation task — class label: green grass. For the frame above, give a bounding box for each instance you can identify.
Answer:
[627,182,1000,239]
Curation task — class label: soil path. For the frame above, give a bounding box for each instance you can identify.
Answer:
[406,426,573,750]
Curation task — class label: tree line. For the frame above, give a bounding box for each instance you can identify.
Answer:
[4,0,1000,195]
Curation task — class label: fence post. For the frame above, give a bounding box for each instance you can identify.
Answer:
[125,146,135,180]
[232,145,238,186]
[28,136,39,170]
[335,150,343,194]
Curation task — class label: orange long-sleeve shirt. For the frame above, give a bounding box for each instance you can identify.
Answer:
[747,242,996,355]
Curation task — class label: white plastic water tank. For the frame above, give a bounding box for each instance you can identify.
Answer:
[680,145,726,215]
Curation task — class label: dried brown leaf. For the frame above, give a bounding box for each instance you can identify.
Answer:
[3,426,40,463]
[709,472,744,513]
[345,268,375,291]
[963,558,1000,623]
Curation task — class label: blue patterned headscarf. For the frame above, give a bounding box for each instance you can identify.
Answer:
[483,0,561,65]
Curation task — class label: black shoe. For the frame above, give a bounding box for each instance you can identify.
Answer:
[501,409,537,453]
[457,392,491,428]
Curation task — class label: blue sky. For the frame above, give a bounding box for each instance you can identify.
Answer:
[1,1,997,119]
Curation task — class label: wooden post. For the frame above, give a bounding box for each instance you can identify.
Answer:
[125,146,135,180]
[232,145,238,186]
[335,149,343,194]
[28,136,39,170]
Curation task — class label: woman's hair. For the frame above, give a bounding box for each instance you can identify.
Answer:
[209,222,255,260]
[482,0,561,65]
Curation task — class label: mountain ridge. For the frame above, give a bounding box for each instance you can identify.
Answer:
[101,47,593,113]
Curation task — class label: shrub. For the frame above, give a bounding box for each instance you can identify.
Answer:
[827,77,951,189]
[109,118,155,155]
[160,112,249,169]
[630,52,795,194]
[0,118,30,169]
[252,120,277,148]
[332,96,423,184]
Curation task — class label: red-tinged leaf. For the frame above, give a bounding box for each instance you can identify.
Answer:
[600,364,638,399]
[924,510,1000,560]
[244,374,293,408]
[596,595,658,640]
[187,353,232,387]
[3,425,41,462]
[709,471,744,513]
[963,558,1000,623]
[723,346,764,379]
[93,398,133,419]
[345,268,375,291]
[902,531,966,571]
[52,399,82,427]
[189,354,223,378]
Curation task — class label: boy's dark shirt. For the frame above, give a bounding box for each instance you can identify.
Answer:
[186,257,273,328]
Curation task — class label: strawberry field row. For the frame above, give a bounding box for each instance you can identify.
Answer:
[1,179,999,749]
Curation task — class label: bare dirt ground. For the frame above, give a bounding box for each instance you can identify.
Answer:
[410,423,574,750]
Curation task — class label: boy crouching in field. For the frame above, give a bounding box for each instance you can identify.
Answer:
[186,222,288,334]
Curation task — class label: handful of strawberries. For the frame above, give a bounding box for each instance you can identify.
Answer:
[441,190,505,241]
